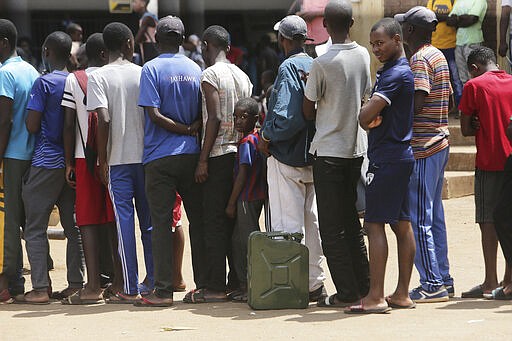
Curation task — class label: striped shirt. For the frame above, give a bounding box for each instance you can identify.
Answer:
[410,44,451,159]
[235,130,267,202]
[201,62,253,158]
[27,70,69,169]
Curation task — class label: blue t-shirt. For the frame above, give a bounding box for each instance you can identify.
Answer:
[368,58,414,163]
[0,56,40,160]
[27,70,68,169]
[138,53,202,164]
[235,130,266,202]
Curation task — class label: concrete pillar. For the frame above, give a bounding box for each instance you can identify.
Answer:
[181,0,205,36]
[159,0,180,17]
[5,0,30,38]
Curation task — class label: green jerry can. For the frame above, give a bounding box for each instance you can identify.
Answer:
[247,231,309,310]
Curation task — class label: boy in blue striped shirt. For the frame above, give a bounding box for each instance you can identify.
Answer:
[22,32,84,304]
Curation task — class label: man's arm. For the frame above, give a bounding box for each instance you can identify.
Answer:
[499,6,511,57]
[460,112,477,136]
[359,96,387,130]
[414,90,427,115]
[195,82,221,183]
[506,120,512,142]
[96,107,110,186]
[303,97,316,121]
[135,16,156,45]
[0,96,13,165]
[63,107,76,188]
[225,164,249,219]
[26,110,42,134]
[447,14,478,28]
[145,106,201,136]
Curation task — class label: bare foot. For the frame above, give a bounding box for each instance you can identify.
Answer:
[386,293,414,308]
[79,287,103,301]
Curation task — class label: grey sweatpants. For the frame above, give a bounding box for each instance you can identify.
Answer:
[232,199,265,285]
[455,43,481,84]
[22,166,83,290]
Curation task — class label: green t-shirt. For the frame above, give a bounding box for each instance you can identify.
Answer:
[450,0,487,45]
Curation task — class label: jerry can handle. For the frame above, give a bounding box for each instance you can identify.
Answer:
[265,231,304,243]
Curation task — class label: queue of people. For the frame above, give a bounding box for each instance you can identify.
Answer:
[1,0,512,314]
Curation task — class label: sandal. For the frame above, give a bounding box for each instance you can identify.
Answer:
[345,300,392,314]
[0,289,14,304]
[385,296,416,309]
[106,292,140,304]
[461,285,484,298]
[133,294,173,307]
[51,287,81,300]
[61,291,104,305]
[491,287,512,300]
[230,290,248,303]
[317,294,356,308]
[183,288,228,304]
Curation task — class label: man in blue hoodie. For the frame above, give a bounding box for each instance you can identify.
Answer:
[259,15,326,301]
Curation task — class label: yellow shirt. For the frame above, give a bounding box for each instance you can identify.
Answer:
[427,0,457,49]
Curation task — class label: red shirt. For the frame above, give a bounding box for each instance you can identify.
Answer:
[459,70,512,171]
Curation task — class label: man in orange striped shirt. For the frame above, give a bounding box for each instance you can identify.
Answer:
[396,6,454,303]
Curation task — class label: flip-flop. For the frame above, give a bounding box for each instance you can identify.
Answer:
[461,284,484,298]
[133,296,173,307]
[317,294,356,308]
[385,296,416,309]
[0,289,14,304]
[491,287,512,300]
[183,288,228,304]
[51,287,80,300]
[230,291,248,303]
[106,292,140,304]
[345,300,392,314]
[61,291,104,305]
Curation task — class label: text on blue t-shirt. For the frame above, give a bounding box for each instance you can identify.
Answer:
[138,53,202,164]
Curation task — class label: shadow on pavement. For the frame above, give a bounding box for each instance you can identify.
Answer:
[172,302,375,322]
[435,298,511,310]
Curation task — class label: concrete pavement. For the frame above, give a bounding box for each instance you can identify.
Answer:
[1,195,511,340]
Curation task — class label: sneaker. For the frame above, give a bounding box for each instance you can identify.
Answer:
[409,286,449,303]
[445,285,455,298]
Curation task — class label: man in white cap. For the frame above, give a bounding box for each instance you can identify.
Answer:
[258,15,326,302]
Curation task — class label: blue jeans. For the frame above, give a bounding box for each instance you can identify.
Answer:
[441,48,463,107]
[409,147,454,291]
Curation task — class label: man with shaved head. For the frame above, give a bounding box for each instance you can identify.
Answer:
[304,0,370,307]
[23,31,84,304]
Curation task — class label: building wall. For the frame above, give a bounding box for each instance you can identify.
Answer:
[352,0,385,76]
[24,0,291,11]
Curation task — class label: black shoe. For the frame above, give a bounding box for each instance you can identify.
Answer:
[309,285,327,302]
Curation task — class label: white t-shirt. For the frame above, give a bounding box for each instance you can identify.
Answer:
[86,59,144,166]
[504,0,512,33]
[305,42,371,158]
[61,67,98,158]
[201,61,253,157]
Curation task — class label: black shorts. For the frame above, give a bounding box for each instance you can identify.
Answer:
[364,161,414,225]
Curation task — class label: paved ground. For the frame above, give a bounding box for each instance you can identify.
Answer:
[1,195,511,340]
